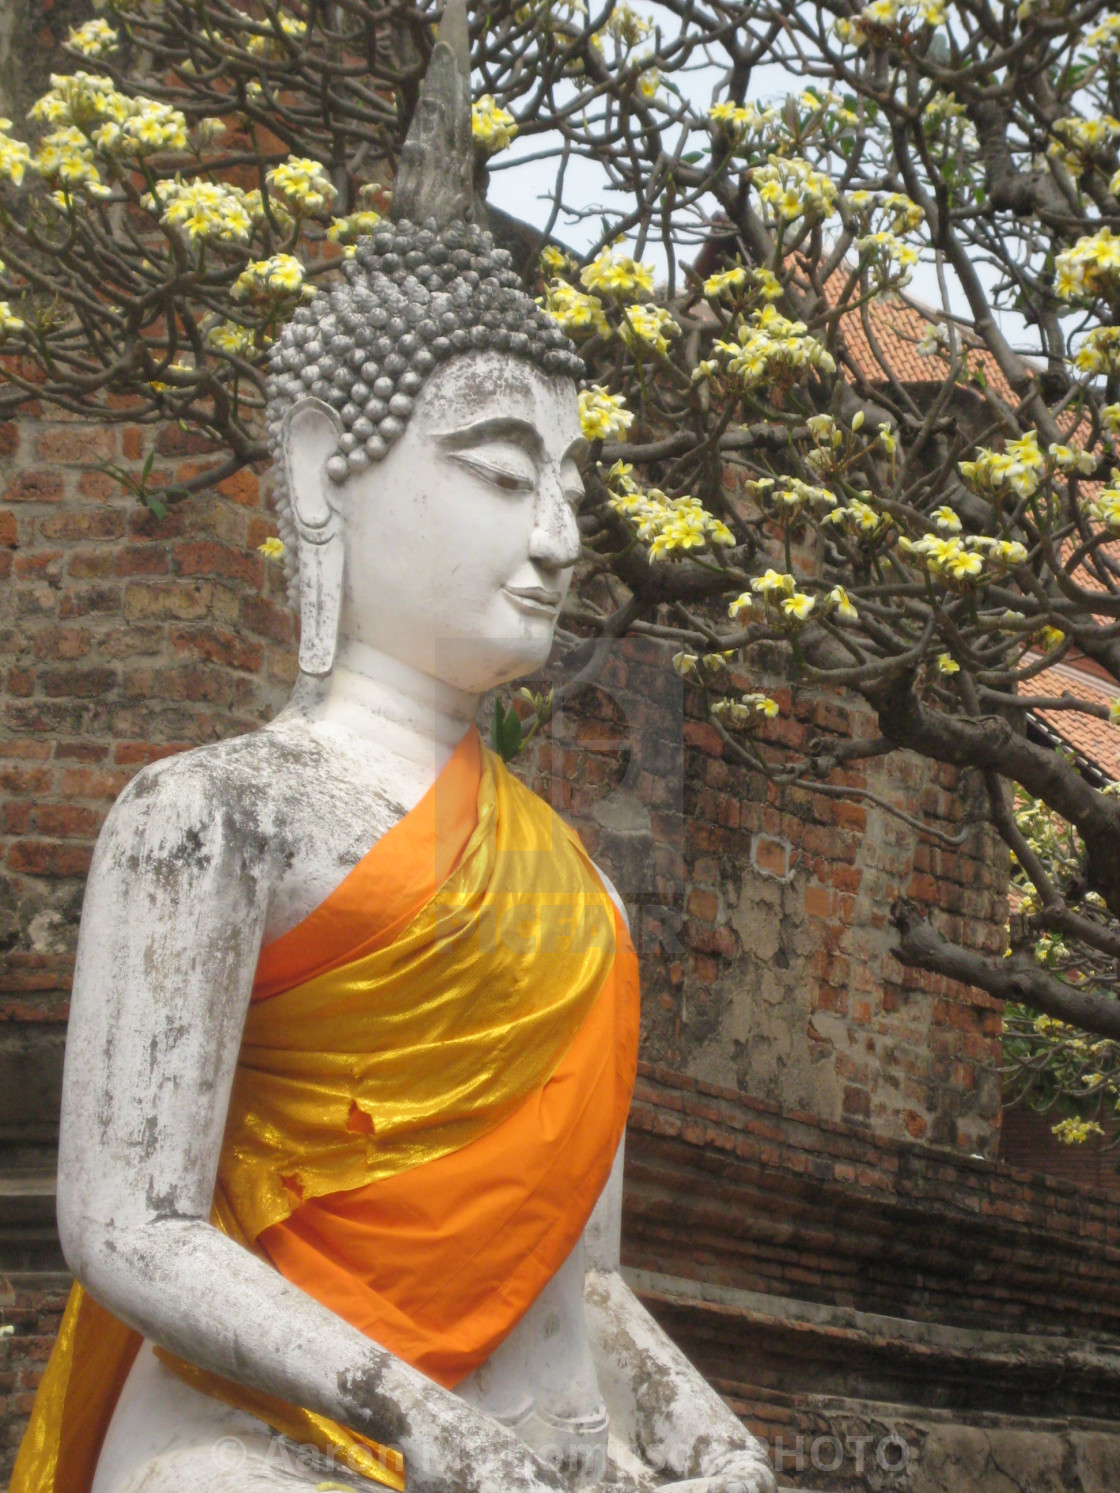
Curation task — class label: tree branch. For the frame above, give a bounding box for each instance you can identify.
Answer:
[890,900,1120,1041]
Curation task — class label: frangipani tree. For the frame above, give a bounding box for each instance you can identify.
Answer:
[4,0,1120,1107]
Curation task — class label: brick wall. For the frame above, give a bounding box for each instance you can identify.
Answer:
[623,1068,1120,1491]
[0,414,294,1166]
[517,643,1007,1156]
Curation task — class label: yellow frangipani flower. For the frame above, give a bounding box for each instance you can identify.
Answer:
[702,265,748,298]
[578,385,633,441]
[580,245,656,301]
[246,11,307,58]
[326,210,383,244]
[0,122,31,186]
[231,253,307,301]
[266,156,336,214]
[620,303,679,355]
[539,245,577,276]
[0,301,25,336]
[538,280,609,336]
[471,95,518,154]
[827,586,858,621]
[66,19,119,57]
[1054,228,1120,302]
[1052,1117,1105,1145]
[752,568,796,597]
[931,506,961,533]
[781,592,816,622]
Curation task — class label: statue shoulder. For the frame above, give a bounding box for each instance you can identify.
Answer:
[95,728,299,886]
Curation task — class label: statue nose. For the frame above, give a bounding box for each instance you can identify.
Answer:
[529,474,581,571]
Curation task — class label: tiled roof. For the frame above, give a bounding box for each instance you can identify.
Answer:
[1026,658,1120,782]
[833,286,1019,405]
[832,286,1120,781]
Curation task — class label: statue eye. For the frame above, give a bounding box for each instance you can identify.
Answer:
[449,448,536,493]
[487,466,532,493]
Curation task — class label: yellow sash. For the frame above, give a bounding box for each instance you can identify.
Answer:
[221,737,618,1242]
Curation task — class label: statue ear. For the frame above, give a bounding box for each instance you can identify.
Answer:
[281,399,345,678]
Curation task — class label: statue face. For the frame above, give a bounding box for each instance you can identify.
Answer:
[336,349,586,693]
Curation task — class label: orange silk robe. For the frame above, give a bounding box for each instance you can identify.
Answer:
[12,727,640,1492]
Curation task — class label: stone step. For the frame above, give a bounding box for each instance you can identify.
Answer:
[0,1169,65,1272]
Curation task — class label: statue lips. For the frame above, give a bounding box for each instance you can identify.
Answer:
[503,583,562,617]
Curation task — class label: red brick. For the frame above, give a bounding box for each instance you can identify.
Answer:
[58,584,120,619]
[39,508,127,542]
[842,1086,871,1120]
[34,427,115,463]
[57,766,131,799]
[6,840,93,876]
[55,742,107,763]
[1,802,32,834]
[155,424,220,457]
[31,628,90,662]
[803,885,834,918]
[113,741,190,766]
[0,741,51,760]
[0,510,18,547]
[123,580,219,621]
[14,550,62,578]
[686,888,719,922]
[66,549,116,580]
[753,836,789,878]
[39,666,118,699]
[128,505,185,541]
[238,594,294,643]
[35,804,100,838]
[114,545,169,577]
[173,540,262,586]
[216,466,260,507]
[4,470,63,503]
[76,469,119,502]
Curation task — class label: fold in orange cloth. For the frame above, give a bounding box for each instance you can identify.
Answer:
[12,726,640,1493]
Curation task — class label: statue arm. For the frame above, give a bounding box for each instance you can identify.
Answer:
[56,757,565,1493]
[582,1147,776,1493]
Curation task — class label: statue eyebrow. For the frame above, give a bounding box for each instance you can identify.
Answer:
[435,416,543,452]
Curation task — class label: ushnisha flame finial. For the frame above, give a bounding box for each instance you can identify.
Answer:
[391,0,485,230]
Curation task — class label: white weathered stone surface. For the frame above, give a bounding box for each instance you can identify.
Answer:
[60,350,775,1493]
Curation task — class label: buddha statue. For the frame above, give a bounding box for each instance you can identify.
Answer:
[11,8,775,1493]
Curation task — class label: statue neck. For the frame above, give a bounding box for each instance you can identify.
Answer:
[284,637,480,793]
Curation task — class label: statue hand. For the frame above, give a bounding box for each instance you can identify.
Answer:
[656,1448,778,1493]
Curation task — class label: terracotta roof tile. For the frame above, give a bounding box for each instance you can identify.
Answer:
[1027,658,1120,780]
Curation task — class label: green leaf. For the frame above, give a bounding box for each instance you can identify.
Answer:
[491,698,523,762]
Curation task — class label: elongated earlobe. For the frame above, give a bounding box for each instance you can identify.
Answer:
[281,400,345,677]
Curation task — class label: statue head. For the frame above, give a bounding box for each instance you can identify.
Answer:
[263,0,584,687]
